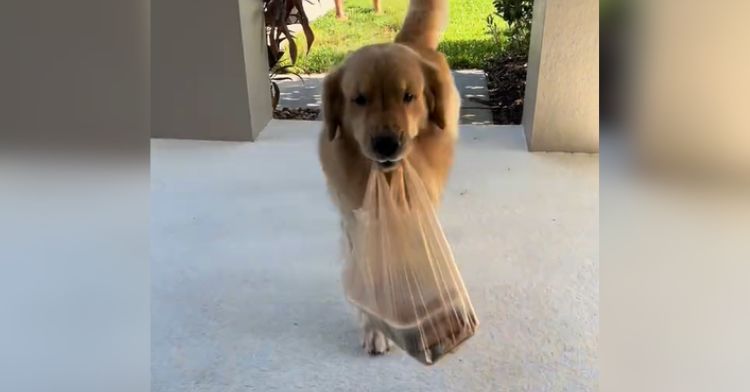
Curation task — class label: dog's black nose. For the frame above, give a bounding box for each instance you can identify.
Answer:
[371,135,401,159]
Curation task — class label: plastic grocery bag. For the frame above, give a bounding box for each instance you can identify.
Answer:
[342,160,478,365]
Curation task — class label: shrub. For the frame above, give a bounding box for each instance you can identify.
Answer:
[487,0,533,56]
[263,0,317,108]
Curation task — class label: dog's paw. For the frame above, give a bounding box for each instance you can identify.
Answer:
[362,328,390,355]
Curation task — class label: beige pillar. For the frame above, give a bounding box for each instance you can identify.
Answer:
[522,0,599,153]
[152,0,271,141]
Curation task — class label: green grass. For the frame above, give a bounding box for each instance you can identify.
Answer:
[289,0,505,73]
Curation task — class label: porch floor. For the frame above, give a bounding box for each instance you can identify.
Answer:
[151,120,598,391]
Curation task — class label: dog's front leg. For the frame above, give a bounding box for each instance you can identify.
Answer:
[342,215,392,356]
[360,312,391,355]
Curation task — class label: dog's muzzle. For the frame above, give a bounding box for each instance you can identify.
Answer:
[375,158,402,171]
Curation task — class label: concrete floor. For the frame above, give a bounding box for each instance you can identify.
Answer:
[151,121,598,391]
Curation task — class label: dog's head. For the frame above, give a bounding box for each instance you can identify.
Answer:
[322,44,448,171]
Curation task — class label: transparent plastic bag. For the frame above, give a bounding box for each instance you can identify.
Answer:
[343,161,478,365]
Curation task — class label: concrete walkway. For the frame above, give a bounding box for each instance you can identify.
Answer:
[277,70,494,125]
[287,0,335,36]
[151,120,598,391]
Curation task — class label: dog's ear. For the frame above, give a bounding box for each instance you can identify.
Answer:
[322,67,344,141]
[421,60,447,130]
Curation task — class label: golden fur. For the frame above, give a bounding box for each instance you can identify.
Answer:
[317,0,460,354]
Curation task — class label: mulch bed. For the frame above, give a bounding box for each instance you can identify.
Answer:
[273,107,321,120]
[484,55,528,125]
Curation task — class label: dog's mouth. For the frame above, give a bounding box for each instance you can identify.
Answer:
[374,158,402,171]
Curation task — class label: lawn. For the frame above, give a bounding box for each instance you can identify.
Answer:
[291,0,505,73]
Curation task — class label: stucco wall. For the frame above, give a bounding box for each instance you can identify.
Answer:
[523,0,599,153]
[151,0,271,141]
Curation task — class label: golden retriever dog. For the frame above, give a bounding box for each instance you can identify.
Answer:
[318,0,460,355]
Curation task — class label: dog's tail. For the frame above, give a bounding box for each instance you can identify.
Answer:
[395,0,448,50]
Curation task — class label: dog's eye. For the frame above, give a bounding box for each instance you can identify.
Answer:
[353,94,367,106]
[403,92,415,103]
